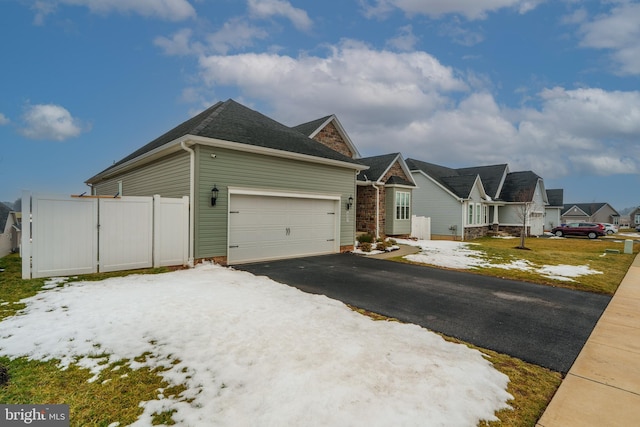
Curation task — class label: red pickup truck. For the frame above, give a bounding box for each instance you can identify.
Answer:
[551,223,606,239]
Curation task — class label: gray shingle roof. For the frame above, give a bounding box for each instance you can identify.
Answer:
[456,164,508,199]
[93,100,362,178]
[356,153,414,186]
[499,171,541,202]
[546,189,564,207]
[406,158,491,198]
[292,115,332,137]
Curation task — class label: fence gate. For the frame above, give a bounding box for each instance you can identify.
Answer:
[22,192,189,279]
[411,215,431,240]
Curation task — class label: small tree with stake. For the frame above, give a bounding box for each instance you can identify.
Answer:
[513,189,533,250]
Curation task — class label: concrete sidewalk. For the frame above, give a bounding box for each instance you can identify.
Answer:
[537,252,640,427]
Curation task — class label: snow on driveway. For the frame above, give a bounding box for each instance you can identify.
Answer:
[399,239,603,282]
[0,263,512,427]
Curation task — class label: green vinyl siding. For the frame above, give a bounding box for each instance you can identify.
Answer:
[384,187,412,236]
[193,145,357,259]
[92,152,190,198]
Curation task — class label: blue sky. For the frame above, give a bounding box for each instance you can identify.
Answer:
[1,0,639,211]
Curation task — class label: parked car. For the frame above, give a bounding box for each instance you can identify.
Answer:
[600,223,619,235]
[551,223,606,239]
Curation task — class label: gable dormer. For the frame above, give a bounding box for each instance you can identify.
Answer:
[293,115,361,159]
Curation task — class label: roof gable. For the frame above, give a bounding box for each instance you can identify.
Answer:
[293,115,361,159]
[456,164,508,199]
[357,153,415,186]
[561,202,619,217]
[499,171,543,202]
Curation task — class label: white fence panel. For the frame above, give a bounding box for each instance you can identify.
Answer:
[99,197,154,273]
[22,193,189,279]
[153,195,189,267]
[30,193,98,278]
[411,215,431,240]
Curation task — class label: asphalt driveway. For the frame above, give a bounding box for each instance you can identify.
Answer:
[237,253,611,373]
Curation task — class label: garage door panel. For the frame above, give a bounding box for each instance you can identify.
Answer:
[228,194,338,264]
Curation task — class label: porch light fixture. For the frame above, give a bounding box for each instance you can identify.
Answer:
[211,185,219,207]
[346,195,354,211]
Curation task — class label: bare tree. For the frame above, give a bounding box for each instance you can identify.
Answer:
[513,190,533,249]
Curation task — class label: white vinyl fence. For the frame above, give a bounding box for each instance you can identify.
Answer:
[22,192,189,279]
[411,215,431,240]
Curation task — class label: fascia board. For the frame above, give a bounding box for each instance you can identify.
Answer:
[472,175,488,199]
[85,136,190,183]
[189,135,368,171]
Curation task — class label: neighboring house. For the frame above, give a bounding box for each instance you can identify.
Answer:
[0,211,21,257]
[629,207,640,228]
[406,159,505,240]
[619,214,631,228]
[86,99,367,265]
[355,153,416,238]
[498,171,548,237]
[545,189,564,231]
[0,203,11,257]
[561,203,620,226]
[406,159,548,240]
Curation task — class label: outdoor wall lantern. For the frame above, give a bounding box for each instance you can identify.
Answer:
[211,185,219,207]
[346,195,354,211]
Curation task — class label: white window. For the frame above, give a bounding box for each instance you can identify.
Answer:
[395,191,410,220]
[468,204,474,225]
[483,205,489,224]
[476,203,481,224]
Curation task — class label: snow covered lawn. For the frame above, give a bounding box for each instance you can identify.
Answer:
[0,263,512,426]
[398,239,604,282]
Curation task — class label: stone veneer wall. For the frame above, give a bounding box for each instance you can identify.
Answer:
[356,185,385,236]
[312,122,354,158]
[464,226,490,241]
[382,162,411,182]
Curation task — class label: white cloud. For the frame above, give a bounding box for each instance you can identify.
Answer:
[193,40,638,179]
[248,0,312,31]
[198,40,467,124]
[361,0,544,20]
[206,18,270,54]
[19,104,86,141]
[154,28,203,56]
[39,0,196,22]
[0,113,9,125]
[386,25,419,51]
[577,2,640,75]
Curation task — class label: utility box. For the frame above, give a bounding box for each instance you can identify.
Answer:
[624,239,633,254]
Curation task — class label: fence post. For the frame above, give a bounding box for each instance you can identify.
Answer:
[21,190,32,279]
[153,195,161,268]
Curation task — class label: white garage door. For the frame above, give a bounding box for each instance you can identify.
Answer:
[228,194,339,264]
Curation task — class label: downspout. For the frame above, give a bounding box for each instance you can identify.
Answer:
[460,199,466,242]
[181,140,195,267]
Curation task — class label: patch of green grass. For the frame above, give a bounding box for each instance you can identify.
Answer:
[472,237,637,295]
[0,355,186,427]
[397,237,637,295]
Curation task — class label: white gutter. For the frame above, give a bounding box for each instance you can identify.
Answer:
[181,140,195,267]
